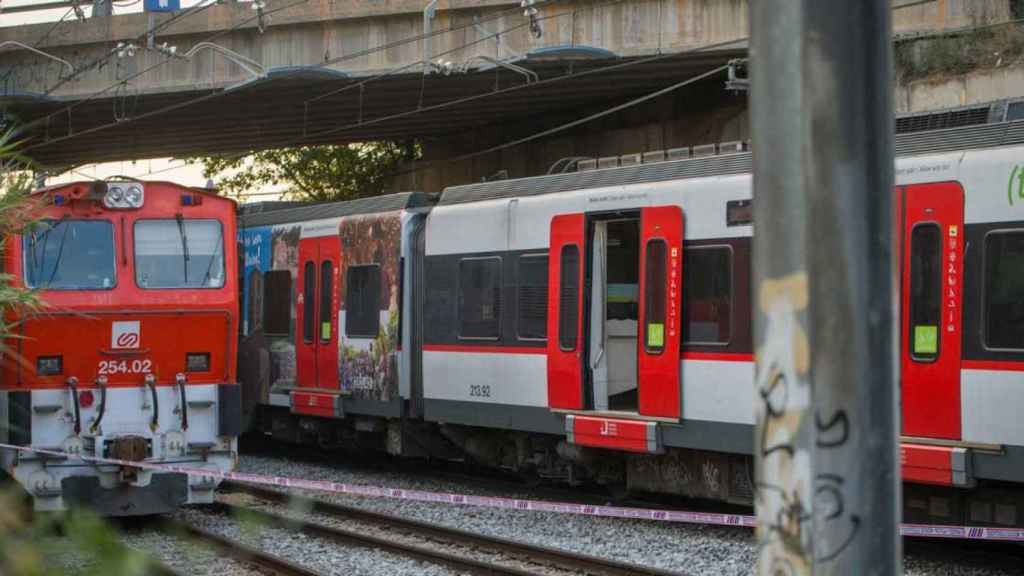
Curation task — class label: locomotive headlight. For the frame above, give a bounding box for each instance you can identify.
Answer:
[102,182,144,209]
[125,185,143,207]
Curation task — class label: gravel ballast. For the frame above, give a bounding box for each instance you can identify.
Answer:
[233,453,1022,576]
[174,503,460,576]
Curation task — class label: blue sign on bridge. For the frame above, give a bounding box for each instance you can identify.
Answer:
[144,0,180,12]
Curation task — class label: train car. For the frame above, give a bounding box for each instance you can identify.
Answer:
[242,120,1024,529]
[0,180,241,515]
[237,193,435,447]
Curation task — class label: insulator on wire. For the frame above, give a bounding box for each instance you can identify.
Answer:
[115,42,137,59]
[520,0,542,39]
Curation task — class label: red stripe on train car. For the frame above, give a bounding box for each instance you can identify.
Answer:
[422,344,546,354]
[901,444,955,486]
[961,360,1024,372]
[681,352,755,362]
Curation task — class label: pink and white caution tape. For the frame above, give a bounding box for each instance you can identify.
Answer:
[4,442,1024,542]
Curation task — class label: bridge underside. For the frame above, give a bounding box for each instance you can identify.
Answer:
[7,49,740,168]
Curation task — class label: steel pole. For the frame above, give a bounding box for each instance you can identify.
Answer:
[750,1,900,574]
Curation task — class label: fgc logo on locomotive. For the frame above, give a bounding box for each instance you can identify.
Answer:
[111,321,141,350]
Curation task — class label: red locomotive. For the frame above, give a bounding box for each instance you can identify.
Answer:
[0,180,240,516]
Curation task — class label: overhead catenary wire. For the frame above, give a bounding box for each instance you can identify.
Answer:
[18,0,303,136]
[40,0,223,95]
[221,62,725,201]
[27,32,742,165]
[267,36,745,155]
[203,45,740,200]
[20,0,620,159]
[375,62,733,183]
[19,0,550,144]
[302,0,576,106]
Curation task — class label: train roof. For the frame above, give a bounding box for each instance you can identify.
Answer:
[438,119,1024,206]
[239,191,436,228]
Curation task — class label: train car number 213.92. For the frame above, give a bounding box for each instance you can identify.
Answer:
[98,359,153,375]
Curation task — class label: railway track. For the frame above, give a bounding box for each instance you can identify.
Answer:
[218,480,686,576]
[159,516,325,576]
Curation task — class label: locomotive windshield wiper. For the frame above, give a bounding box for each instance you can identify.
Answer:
[43,217,71,288]
[199,223,223,288]
[175,213,190,284]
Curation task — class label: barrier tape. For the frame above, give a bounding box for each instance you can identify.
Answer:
[4,442,1024,542]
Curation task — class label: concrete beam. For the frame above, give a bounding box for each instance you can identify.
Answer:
[3,0,1009,101]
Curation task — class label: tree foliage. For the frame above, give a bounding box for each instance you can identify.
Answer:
[188,141,419,202]
[0,127,42,328]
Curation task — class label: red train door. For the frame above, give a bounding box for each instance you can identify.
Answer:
[901,182,964,439]
[637,206,684,419]
[547,214,586,410]
[296,236,340,390]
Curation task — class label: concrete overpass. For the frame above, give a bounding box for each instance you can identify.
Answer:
[0,0,1015,177]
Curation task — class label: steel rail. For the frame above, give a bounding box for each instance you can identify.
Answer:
[160,516,325,576]
[220,480,685,576]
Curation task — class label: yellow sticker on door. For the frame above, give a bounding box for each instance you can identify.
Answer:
[647,323,664,348]
[914,325,937,355]
[321,322,331,341]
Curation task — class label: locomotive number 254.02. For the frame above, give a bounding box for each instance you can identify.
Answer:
[98,359,153,375]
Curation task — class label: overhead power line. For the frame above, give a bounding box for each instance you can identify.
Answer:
[19,0,551,147]
[450,64,731,164]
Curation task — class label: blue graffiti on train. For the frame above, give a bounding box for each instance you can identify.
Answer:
[240,226,272,334]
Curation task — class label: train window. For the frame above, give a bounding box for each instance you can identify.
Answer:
[302,261,315,343]
[984,230,1024,350]
[683,246,733,345]
[345,265,381,338]
[23,220,115,290]
[134,219,225,289]
[909,224,942,361]
[517,254,548,340]
[320,261,333,342]
[644,240,667,354]
[558,245,580,351]
[459,257,502,339]
[263,270,292,336]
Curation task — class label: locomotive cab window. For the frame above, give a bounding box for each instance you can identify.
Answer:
[683,246,733,345]
[24,219,115,290]
[984,230,1024,350]
[459,257,502,339]
[517,255,548,340]
[345,265,381,338]
[909,223,942,361]
[135,219,225,289]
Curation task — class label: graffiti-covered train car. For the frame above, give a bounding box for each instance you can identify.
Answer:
[237,194,434,439]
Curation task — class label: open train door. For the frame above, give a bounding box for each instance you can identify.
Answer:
[901,182,964,439]
[547,214,586,410]
[637,206,684,419]
[295,236,340,391]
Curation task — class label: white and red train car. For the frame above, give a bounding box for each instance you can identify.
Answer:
[240,120,1024,528]
[1,180,240,515]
